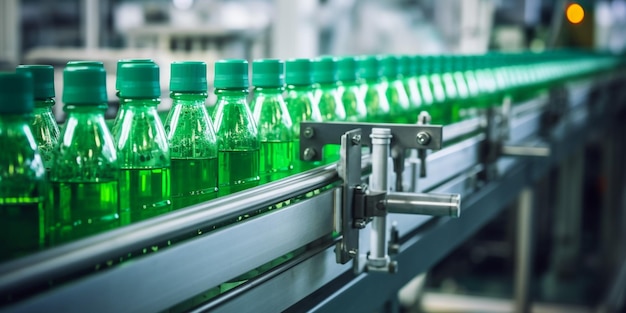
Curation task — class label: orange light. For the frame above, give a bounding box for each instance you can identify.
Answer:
[566,3,585,24]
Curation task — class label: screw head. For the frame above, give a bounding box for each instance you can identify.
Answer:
[376,201,386,211]
[355,220,366,229]
[417,111,432,125]
[388,261,398,273]
[303,127,314,139]
[303,147,316,160]
[416,131,431,145]
[351,134,361,145]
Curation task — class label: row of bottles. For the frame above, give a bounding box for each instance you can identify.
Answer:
[1,51,624,262]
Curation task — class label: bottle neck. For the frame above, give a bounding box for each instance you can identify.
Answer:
[287,84,314,93]
[64,103,108,113]
[34,98,55,108]
[339,79,359,87]
[361,77,382,84]
[170,91,208,105]
[253,86,284,94]
[0,113,31,125]
[120,97,160,108]
[316,82,338,90]
[215,88,249,99]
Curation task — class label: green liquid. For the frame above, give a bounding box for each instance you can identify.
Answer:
[49,181,120,245]
[323,144,341,163]
[120,168,171,224]
[260,141,293,178]
[170,158,218,210]
[218,149,260,196]
[0,197,44,261]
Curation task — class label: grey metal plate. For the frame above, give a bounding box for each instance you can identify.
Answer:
[2,190,336,313]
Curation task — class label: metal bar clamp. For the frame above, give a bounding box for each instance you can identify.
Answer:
[300,122,462,274]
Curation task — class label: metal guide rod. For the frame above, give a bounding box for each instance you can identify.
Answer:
[502,145,551,157]
[0,162,353,295]
[336,129,363,266]
[386,192,461,217]
[368,128,392,269]
[441,117,484,142]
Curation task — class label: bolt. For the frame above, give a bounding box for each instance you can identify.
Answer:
[416,131,431,145]
[303,127,314,139]
[388,261,398,274]
[348,249,358,257]
[355,220,366,229]
[417,111,431,125]
[377,201,386,211]
[351,134,361,146]
[303,147,317,160]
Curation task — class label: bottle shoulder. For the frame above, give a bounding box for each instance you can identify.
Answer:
[49,114,119,181]
[115,107,170,168]
[166,104,217,158]
[0,121,45,182]
[212,96,259,150]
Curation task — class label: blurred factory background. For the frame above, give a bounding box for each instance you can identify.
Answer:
[1,1,626,313]
[1,0,626,109]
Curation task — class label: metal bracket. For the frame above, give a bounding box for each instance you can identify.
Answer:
[322,124,460,275]
[299,122,443,162]
[335,129,362,267]
[354,187,386,221]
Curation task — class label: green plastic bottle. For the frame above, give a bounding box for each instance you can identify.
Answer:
[424,56,447,124]
[414,55,435,121]
[251,59,293,181]
[399,55,423,118]
[165,61,218,210]
[312,57,346,122]
[448,55,470,121]
[312,57,345,162]
[336,56,367,122]
[357,55,390,123]
[212,59,260,195]
[381,55,411,123]
[437,55,460,124]
[473,55,499,110]
[0,72,46,261]
[49,61,120,245]
[460,55,482,107]
[15,65,60,169]
[284,58,322,172]
[115,61,171,224]
[111,59,154,137]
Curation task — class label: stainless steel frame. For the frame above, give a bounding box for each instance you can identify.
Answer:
[0,76,623,313]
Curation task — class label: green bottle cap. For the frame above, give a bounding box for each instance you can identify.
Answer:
[115,59,154,91]
[118,62,160,98]
[420,55,435,74]
[252,59,284,87]
[312,57,337,84]
[356,55,381,80]
[398,55,414,77]
[380,55,399,78]
[441,55,454,72]
[214,59,249,89]
[432,55,445,73]
[15,65,55,100]
[285,58,312,86]
[170,61,208,93]
[63,61,108,105]
[0,72,34,114]
[336,56,358,82]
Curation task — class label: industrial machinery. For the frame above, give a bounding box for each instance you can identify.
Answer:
[0,58,625,313]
